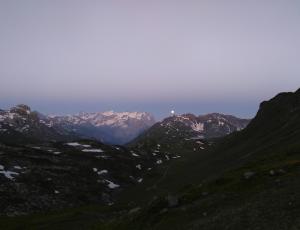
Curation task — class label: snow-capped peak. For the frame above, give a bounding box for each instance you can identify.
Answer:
[102,110,115,116]
[43,110,156,144]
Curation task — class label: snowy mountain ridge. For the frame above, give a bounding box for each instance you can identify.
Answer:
[46,110,156,144]
[161,113,250,138]
[0,104,74,143]
[0,105,156,144]
[130,112,251,149]
[49,111,154,128]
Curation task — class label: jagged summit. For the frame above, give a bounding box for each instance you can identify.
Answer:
[10,104,31,113]
[0,105,155,145]
[130,112,250,150]
[44,111,156,145]
[156,112,249,137]
[0,104,74,143]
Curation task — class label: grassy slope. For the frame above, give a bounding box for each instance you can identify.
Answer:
[109,89,300,229]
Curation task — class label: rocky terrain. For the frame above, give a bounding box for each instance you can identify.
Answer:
[108,88,300,230]
[0,104,76,144]
[0,106,181,216]
[0,89,299,230]
[0,138,190,216]
[130,113,250,152]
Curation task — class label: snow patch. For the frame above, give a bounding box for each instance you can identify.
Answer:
[196,141,204,145]
[82,149,103,153]
[32,147,41,150]
[98,170,108,175]
[66,142,81,147]
[136,164,142,170]
[218,120,225,126]
[191,122,204,132]
[0,170,19,180]
[105,180,120,189]
[172,155,181,159]
[156,160,162,164]
[13,166,22,170]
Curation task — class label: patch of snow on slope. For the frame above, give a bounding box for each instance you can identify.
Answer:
[218,120,225,126]
[82,149,104,153]
[156,160,162,164]
[191,122,204,132]
[105,180,120,189]
[13,166,22,170]
[98,170,108,175]
[0,170,19,180]
[136,164,142,170]
[67,142,81,147]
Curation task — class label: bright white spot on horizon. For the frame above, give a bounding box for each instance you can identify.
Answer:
[0,1,300,119]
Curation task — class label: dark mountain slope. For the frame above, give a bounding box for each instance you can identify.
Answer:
[0,139,168,216]
[0,105,77,144]
[129,113,250,152]
[211,89,300,167]
[111,88,300,230]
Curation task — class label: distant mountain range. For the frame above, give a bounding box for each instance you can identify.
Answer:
[0,105,155,145]
[45,111,156,144]
[130,113,250,151]
[0,105,250,145]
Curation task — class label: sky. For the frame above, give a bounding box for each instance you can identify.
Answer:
[0,0,300,119]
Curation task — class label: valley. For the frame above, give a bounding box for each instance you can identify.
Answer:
[0,89,299,229]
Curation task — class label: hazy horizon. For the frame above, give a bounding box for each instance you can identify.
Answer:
[1,0,300,119]
[1,87,298,120]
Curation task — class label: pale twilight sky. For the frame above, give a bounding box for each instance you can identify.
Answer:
[0,0,300,119]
